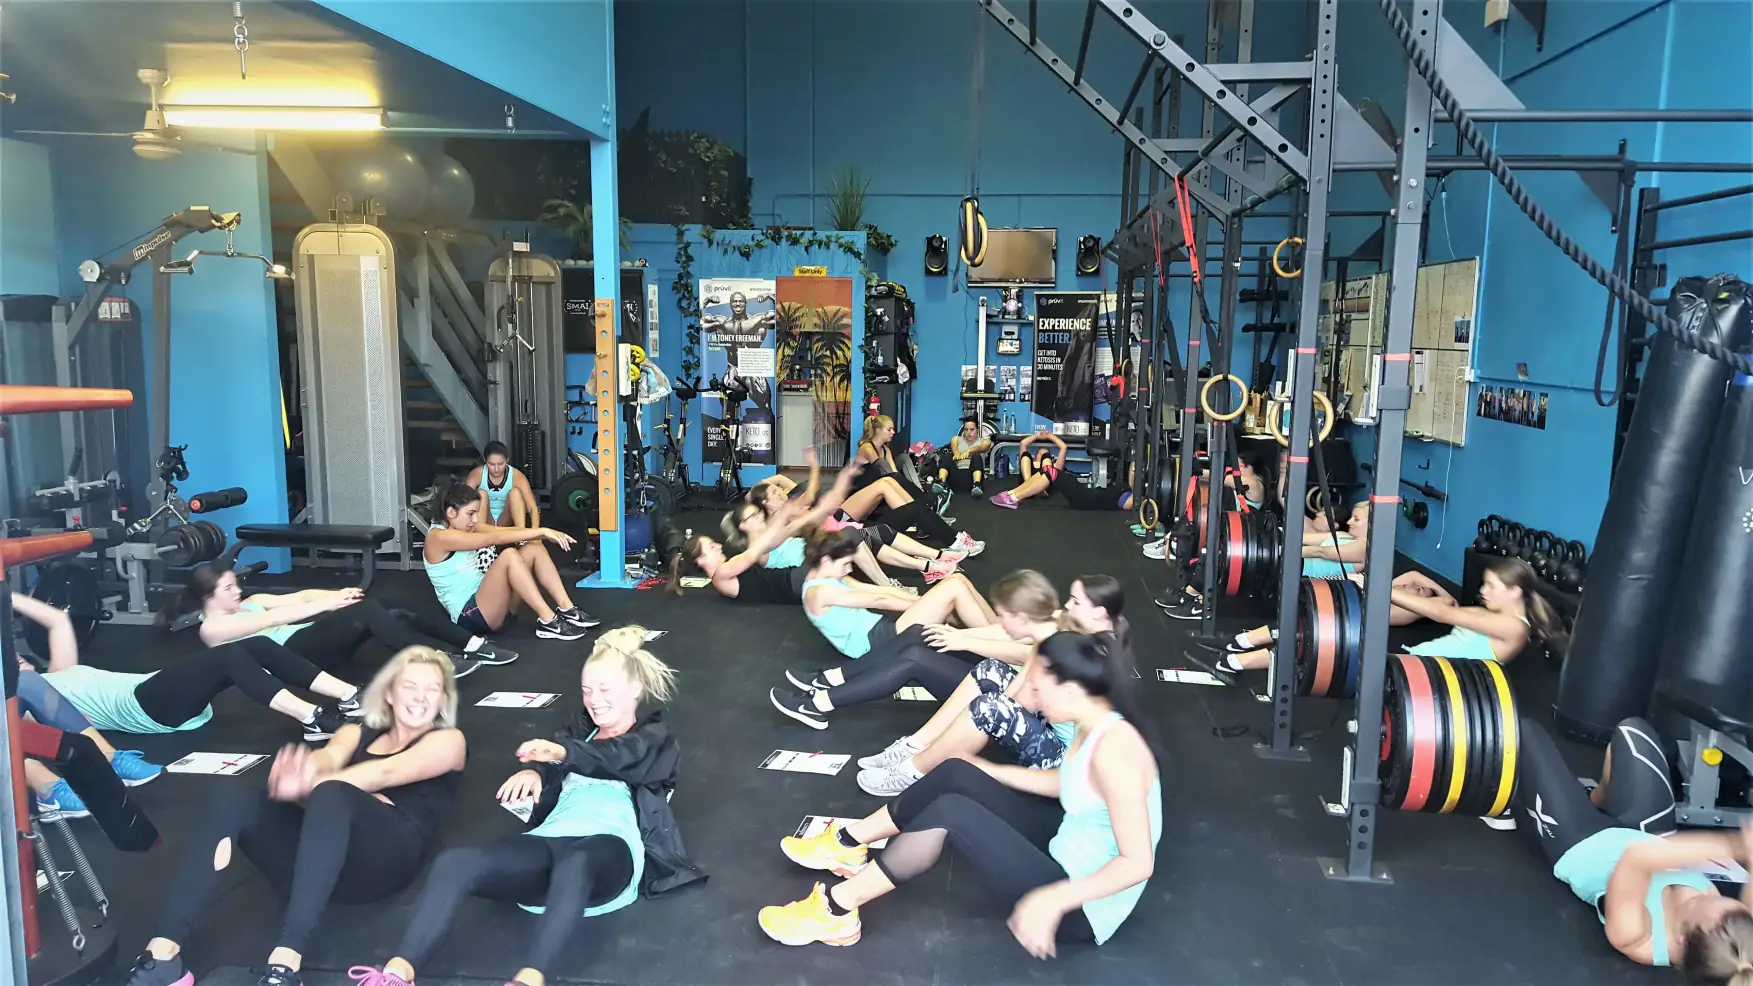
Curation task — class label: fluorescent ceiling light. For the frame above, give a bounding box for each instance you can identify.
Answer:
[163,105,384,131]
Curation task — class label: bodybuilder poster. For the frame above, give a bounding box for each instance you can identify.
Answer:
[1033,292,1099,436]
[698,278,778,464]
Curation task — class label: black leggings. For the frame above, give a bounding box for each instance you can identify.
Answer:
[133,637,328,728]
[824,627,979,708]
[858,524,899,553]
[876,758,1095,943]
[941,455,986,494]
[282,600,471,671]
[1054,475,1123,511]
[158,779,428,953]
[877,499,958,546]
[1516,716,1676,865]
[397,834,634,973]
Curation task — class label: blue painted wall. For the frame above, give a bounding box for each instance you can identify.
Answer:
[1334,0,1753,580]
[47,139,291,567]
[1,137,61,295]
[315,0,617,139]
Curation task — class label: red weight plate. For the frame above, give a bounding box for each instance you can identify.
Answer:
[1310,578,1339,697]
[1224,512,1245,597]
[1396,654,1441,812]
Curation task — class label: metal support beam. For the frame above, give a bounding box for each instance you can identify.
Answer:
[1207,61,1315,83]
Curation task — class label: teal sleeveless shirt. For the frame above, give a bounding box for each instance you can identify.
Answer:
[476,467,521,522]
[1552,827,1715,967]
[237,600,310,646]
[425,523,486,620]
[1406,615,1530,662]
[765,537,805,570]
[523,729,644,918]
[41,665,212,734]
[802,577,883,658]
[1302,533,1358,579]
[1048,713,1162,945]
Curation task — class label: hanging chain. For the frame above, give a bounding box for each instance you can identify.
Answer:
[233,1,250,79]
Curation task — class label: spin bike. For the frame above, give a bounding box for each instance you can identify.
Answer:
[657,376,702,501]
[709,373,750,502]
[557,386,674,519]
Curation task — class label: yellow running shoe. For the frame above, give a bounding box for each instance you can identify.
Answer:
[758,882,862,947]
[780,822,868,877]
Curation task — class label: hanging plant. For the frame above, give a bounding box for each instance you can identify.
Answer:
[539,199,631,260]
[672,230,701,379]
[860,222,897,255]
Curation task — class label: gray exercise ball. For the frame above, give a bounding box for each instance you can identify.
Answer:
[338,143,428,218]
[423,153,475,225]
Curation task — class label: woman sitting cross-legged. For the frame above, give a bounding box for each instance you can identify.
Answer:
[348,626,705,986]
[758,631,1161,956]
[852,575,1128,797]
[800,531,998,661]
[122,646,467,986]
[177,563,518,680]
[16,589,364,743]
[425,479,599,642]
[769,569,1060,731]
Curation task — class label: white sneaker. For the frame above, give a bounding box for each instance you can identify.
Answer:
[1142,540,1168,560]
[886,578,919,596]
[857,736,922,770]
[857,761,923,797]
[951,532,985,557]
[1480,813,1517,831]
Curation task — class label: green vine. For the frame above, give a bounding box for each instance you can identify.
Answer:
[672,233,702,379]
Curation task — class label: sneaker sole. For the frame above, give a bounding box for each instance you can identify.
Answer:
[119,773,162,787]
[536,628,587,640]
[779,840,866,878]
[450,662,479,679]
[470,652,519,666]
[784,670,823,692]
[855,750,912,770]
[769,690,829,730]
[856,774,914,797]
[758,913,861,947]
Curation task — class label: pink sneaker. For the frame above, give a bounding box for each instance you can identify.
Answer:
[348,968,411,986]
[924,562,956,584]
[990,492,1018,510]
[936,549,968,566]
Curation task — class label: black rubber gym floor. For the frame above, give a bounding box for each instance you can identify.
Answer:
[65,501,1667,986]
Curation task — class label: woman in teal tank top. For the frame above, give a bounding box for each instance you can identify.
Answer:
[464,440,540,528]
[1517,713,1753,978]
[351,626,704,986]
[800,532,1000,659]
[760,631,1160,956]
[1389,557,1563,664]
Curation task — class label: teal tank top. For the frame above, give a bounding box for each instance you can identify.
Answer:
[1552,827,1715,967]
[1047,713,1162,945]
[765,537,805,570]
[1302,533,1358,579]
[238,600,310,646]
[524,743,644,917]
[802,577,883,658]
[41,665,212,734]
[1405,615,1529,662]
[475,467,520,522]
[425,523,486,620]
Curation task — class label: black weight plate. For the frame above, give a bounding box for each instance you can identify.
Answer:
[1470,658,1507,819]
[1421,655,1454,815]
[1380,654,1412,808]
[205,520,227,562]
[1452,656,1489,817]
[193,521,218,563]
[550,473,597,534]
[157,525,193,567]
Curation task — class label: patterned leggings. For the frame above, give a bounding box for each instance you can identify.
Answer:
[968,660,1069,769]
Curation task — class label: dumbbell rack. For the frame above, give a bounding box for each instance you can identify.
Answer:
[1,384,136,986]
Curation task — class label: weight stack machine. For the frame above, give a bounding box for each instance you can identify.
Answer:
[485,249,567,497]
[865,288,916,455]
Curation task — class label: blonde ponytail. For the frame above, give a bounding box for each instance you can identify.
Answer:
[586,625,677,704]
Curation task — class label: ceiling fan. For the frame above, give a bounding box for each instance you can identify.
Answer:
[17,69,255,162]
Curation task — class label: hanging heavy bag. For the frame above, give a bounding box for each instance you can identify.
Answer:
[1557,275,1753,744]
[1652,280,1753,734]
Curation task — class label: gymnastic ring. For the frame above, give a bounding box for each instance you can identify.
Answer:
[1137,497,1159,532]
[1272,237,1305,279]
[1268,391,1334,447]
[1200,374,1248,422]
[1306,485,1326,515]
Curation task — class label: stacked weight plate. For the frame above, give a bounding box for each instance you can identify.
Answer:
[1292,577,1364,698]
[1379,653,1520,816]
[1213,511,1283,599]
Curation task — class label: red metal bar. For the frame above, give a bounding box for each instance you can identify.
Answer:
[0,531,94,569]
[0,385,134,415]
[7,699,40,958]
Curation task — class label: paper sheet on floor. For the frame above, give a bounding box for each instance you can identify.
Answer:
[893,686,934,701]
[644,630,668,640]
[1694,858,1749,884]
[796,815,889,849]
[166,753,268,776]
[680,577,711,588]
[761,750,850,775]
[1158,668,1223,686]
[477,692,560,708]
[502,797,537,822]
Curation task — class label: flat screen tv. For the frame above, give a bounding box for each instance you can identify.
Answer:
[967,228,1057,288]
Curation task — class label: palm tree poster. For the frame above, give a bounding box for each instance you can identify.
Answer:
[699,277,778,464]
[776,276,855,467]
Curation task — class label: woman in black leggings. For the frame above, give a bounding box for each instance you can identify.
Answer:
[175,563,518,677]
[122,647,467,986]
[1516,715,1753,978]
[21,592,363,743]
[759,632,1161,957]
[348,626,705,986]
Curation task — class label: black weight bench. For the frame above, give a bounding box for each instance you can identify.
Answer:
[1658,676,1753,828]
[217,523,396,591]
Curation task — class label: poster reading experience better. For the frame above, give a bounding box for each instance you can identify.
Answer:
[1032,292,1100,436]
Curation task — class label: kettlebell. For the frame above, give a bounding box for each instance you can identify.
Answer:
[1567,540,1589,590]
[1552,540,1579,592]
[1529,531,1553,581]
[1473,518,1493,554]
[1504,522,1527,559]
[1484,515,1507,554]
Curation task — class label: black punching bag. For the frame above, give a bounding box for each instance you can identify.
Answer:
[1654,278,1753,720]
[1555,275,1753,743]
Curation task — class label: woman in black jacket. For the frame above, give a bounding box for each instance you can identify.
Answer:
[348,626,704,986]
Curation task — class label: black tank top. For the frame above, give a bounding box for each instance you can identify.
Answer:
[349,727,462,842]
[733,564,806,605]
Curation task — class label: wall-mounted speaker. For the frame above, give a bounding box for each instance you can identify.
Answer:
[924,235,948,276]
[1076,234,1102,275]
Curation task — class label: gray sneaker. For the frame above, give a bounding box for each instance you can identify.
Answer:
[857,736,921,770]
[857,761,922,797]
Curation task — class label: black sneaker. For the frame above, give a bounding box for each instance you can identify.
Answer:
[785,668,828,691]
[1155,588,1190,610]
[1163,601,1204,621]
[258,964,302,986]
[555,607,601,629]
[769,688,828,730]
[303,707,351,742]
[122,952,191,986]
[447,653,482,679]
[337,692,363,718]
[470,641,520,665]
[536,617,587,641]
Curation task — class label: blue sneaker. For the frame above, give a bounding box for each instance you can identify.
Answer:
[37,780,89,819]
[110,750,163,787]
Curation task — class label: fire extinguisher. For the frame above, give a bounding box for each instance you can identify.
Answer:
[867,393,882,419]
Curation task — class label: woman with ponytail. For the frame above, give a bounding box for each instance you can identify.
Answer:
[759,631,1161,957]
[349,627,704,986]
[424,478,598,641]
